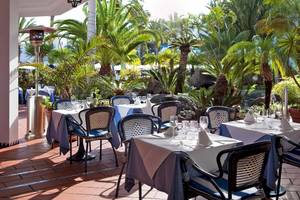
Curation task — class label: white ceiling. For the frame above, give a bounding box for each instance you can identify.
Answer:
[18,0,87,17]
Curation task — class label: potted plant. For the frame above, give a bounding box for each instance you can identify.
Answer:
[42,96,53,123]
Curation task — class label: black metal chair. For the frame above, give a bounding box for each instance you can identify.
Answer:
[111,95,134,106]
[151,101,181,130]
[66,106,118,173]
[274,136,300,200]
[206,106,235,133]
[115,113,155,198]
[181,141,271,200]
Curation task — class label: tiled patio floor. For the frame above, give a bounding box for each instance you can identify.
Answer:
[0,107,299,200]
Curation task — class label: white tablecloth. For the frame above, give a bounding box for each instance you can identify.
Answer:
[116,103,154,117]
[48,109,82,142]
[134,133,241,179]
[222,119,300,150]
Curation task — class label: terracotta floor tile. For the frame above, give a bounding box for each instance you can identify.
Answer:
[0,186,32,198]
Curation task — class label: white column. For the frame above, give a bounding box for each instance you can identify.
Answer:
[87,0,96,41]
[0,0,19,147]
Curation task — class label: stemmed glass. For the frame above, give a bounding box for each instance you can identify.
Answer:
[86,97,93,108]
[170,115,178,139]
[147,93,152,100]
[132,93,137,103]
[199,116,208,131]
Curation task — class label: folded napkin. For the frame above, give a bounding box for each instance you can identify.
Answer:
[279,118,293,131]
[197,129,212,147]
[244,111,255,124]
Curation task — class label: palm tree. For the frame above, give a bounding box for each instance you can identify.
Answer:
[223,36,283,109]
[148,67,177,94]
[166,15,201,93]
[88,0,96,41]
[95,0,157,75]
[55,19,88,48]
[18,17,36,63]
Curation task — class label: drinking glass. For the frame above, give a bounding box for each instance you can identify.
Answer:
[147,93,152,100]
[190,120,198,131]
[86,97,93,108]
[132,93,137,103]
[199,116,208,130]
[140,96,147,103]
[170,115,178,139]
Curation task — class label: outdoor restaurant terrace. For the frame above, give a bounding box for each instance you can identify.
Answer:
[1,0,300,200]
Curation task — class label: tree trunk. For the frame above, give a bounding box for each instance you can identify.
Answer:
[213,74,228,105]
[50,16,55,27]
[261,57,273,110]
[99,64,112,76]
[264,80,272,110]
[169,58,174,70]
[175,45,190,94]
[88,0,96,41]
[18,45,21,63]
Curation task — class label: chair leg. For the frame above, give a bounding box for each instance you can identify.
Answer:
[111,142,119,167]
[85,141,88,173]
[138,181,142,200]
[124,143,128,157]
[69,134,72,165]
[89,141,92,152]
[100,140,102,160]
[276,160,283,200]
[115,162,126,198]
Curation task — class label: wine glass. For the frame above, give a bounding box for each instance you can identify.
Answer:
[86,97,93,108]
[199,116,208,130]
[140,96,147,104]
[170,115,178,139]
[132,93,137,103]
[147,93,152,100]
[190,120,198,131]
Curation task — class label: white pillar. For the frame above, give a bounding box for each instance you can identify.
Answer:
[0,0,19,147]
[87,0,96,41]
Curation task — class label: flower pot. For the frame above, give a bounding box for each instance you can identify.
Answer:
[288,108,300,123]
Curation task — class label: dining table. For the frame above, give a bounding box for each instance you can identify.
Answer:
[125,132,242,200]
[46,102,155,160]
[46,108,119,160]
[110,102,155,147]
[219,117,300,190]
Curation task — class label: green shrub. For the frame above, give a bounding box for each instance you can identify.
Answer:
[272,78,300,105]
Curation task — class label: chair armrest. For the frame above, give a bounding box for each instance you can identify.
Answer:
[282,136,300,149]
[180,153,227,200]
[150,115,162,132]
[66,114,87,132]
[181,152,222,180]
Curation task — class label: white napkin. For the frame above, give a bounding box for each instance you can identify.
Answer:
[244,111,255,124]
[279,118,293,131]
[197,129,212,146]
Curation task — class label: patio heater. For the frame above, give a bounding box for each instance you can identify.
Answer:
[20,26,56,139]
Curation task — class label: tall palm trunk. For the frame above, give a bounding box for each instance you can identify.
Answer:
[100,63,112,76]
[261,53,273,110]
[88,0,96,41]
[175,45,190,94]
[213,74,228,105]
[50,16,55,27]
